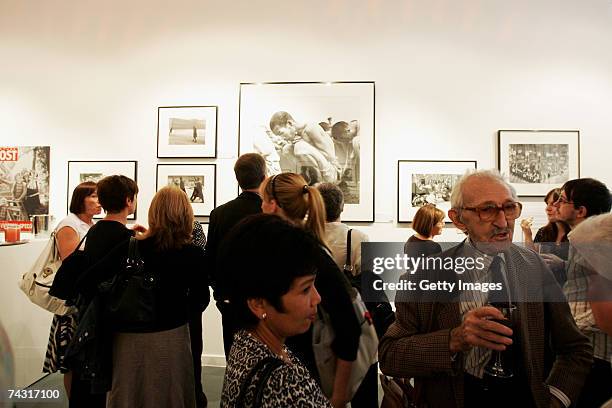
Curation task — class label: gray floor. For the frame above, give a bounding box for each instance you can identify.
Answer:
[13,366,226,408]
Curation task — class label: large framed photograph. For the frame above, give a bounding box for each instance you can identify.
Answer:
[67,161,138,220]
[0,146,50,232]
[239,82,375,222]
[498,130,580,196]
[156,164,216,217]
[157,106,218,158]
[397,160,477,223]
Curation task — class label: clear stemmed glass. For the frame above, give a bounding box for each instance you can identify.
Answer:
[484,303,516,379]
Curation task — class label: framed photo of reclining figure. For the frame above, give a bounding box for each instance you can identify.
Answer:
[157,106,218,158]
[397,160,477,223]
[156,164,216,217]
[238,81,375,222]
[498,130,580,196]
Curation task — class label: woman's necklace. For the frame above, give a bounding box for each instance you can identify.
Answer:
[249,331,291,364]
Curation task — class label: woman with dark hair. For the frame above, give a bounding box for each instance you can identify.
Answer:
[259,173,360,407]
[219,214,331,407]
[404,204,444,259]
[84,186,207,408]
[43,181,101,396]
[68,175,141,407]
[521,188,570,261]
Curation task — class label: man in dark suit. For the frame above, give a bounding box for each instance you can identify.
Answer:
[205,153,266,356]
[379,170,592,408]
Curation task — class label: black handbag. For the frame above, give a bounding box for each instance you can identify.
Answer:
[100,237,157,331]
[235,357,283,407]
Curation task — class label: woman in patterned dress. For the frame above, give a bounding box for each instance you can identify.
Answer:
[218,214,332,408]
[43,181,101,397]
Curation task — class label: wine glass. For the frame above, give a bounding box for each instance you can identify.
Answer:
[483,303,516,379]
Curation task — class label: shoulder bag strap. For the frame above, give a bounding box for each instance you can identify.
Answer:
[236,356,283,407]
[343,229,353,276]
[75,231,89,252]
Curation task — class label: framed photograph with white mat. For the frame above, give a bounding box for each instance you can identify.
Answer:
[498,130,580,196]
[397,160,477,223]
[155,164,216,217]
[67,160,138,220]
[238,81,375,222]
[157,106,218,158]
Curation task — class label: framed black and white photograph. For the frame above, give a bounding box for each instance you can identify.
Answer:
[156,164,216,217]
[239,81,375,222]
[498,130,580,196]
[157,106,218,158]
[67,160,138,220]
[397,160,477,223]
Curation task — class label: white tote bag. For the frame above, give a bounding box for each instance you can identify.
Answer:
[18,232,75,315]
[312,289,379,399]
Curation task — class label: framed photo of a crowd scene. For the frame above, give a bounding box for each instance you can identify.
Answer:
[238,81,375,222]
[67,160,138,220]
[0,146,50,232]
[498,130,580,196]
[397,160,477,223]
[157,106,218,158]
[155,164,216,217]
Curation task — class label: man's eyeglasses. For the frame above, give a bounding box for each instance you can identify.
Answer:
[554,196,574,206]
[460,202,522,221]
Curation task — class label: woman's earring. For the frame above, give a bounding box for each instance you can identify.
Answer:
[262,313,267,320]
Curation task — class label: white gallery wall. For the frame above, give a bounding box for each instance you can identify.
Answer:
[2,0,612,364]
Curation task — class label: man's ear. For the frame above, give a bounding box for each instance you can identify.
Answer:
[575,205,588,221]
[448,208,468,233]
[247,298,266,319]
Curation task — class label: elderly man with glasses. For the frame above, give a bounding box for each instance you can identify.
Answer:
[380,169,592,408]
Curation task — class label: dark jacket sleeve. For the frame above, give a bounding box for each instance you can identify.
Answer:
[204,209,219,295]
[187,245,209,313]
[316,248,361,361]
[76,239,130,301]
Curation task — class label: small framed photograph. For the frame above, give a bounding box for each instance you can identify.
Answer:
[67,161,138,219]
[498,130,580,196]
[157,106,218,158]
[238,81,375,222]
[397,160,477,223]
[156,164,216,217]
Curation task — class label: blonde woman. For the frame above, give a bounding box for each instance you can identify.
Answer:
[260,173,360,407]
[84,186,207,408]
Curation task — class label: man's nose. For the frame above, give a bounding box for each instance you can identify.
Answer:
[492,207,509,227]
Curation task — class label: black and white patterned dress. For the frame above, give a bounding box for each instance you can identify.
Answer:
[221,330,332,408]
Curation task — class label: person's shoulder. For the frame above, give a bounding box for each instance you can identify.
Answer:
[55,214,79,232]
[351,227,369,242]
[506,243,542,266]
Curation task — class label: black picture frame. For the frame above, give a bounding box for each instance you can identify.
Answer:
[157,106,218,158]
[238,81,375,222]
[497,129,580,196]
[155,163,217,217]
[397,159,477,223]
[67,160,138,220]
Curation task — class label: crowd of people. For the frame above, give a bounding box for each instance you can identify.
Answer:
[29,152,611,408]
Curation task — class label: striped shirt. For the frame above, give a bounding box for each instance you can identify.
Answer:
[564,245,612,362]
